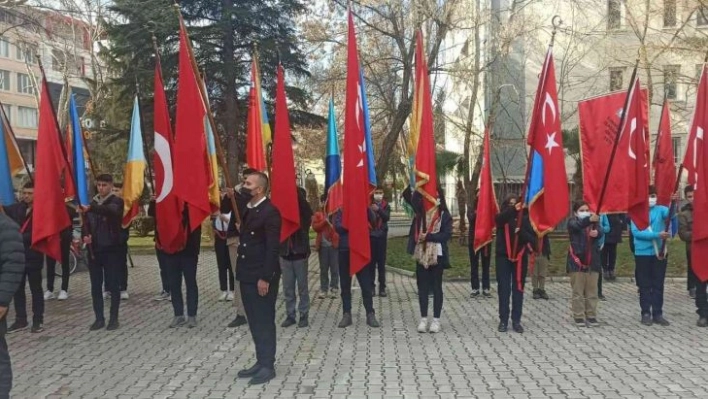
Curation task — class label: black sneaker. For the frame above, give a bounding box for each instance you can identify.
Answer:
[512,322,524,333]
[587,318,598,326]
[297,316,308,328]
[498,322,508,332]
[598,294,607,301]
[532,289,541,300]
[574,318,586,327]
[379,289,387,298]
[482,290,492,298]
[470,289,480,298]
[641,314,653,326]
[653,316,670,326]
[30,322,44,333]
[338,313,352,328]
[689,288,697,299]
[228,315,247,328]
[89,320,105,331]
[7,321,28,334]
[106,319,120,331]
[539,290,550,300]
[280,317,296,328]
[697,317,708,327]
[366,312,380,328]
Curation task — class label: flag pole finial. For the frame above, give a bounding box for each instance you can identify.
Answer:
[550,15,562,47]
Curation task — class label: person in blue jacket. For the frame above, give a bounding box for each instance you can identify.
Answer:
[630,186,675,326]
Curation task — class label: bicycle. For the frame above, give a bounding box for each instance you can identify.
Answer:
[54,240,87,277]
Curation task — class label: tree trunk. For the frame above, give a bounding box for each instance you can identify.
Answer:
[221,0,239,181]
[462,0,483,201]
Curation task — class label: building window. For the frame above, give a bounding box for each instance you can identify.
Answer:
[0,70,10,91]
[609,67,624,91]
[17,73,33,95]
[2,104,11,123]
[16,42,37,64]
[699,6,708,26]
[17,107,38,129]
[664,65,680,99]
[0,37,9,58]
[608,0,623,30]
[664,0,677,27]
[672,137,681,164]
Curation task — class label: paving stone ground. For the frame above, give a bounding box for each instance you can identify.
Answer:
[6,251,708,399]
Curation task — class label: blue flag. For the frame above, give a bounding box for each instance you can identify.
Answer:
[0,120,15,206]
[69,94,90,206]
[358,66,377,188]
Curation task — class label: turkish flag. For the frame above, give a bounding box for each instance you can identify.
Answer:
[474,128,498,252]
[653,100,676,207]
[624,77,650,230]
[172,22,211,232]
[270,65,300,242]
[342,10,371,275]
[579,89,648,213]
[153,56,188,254]
[413,30,439,211]
[31,77,71,262]
[685,64,708,187]
[691,64,708,282]
[525,48,568,234]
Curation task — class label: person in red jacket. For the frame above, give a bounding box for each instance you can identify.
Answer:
[312,195,340,299]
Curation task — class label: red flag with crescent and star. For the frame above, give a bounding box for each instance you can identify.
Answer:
[342,9,371,276]
[653,99,676,207]
[623,76,650,230]
[689,63,708,282]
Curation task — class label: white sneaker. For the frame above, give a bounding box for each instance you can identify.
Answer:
[44,290,55,300]
[429,318,441,333]
[120,291,129,300]
[417,318,428,333]
[57,290,69,300]
[219,291,228,301]
[103,291,110,299]
[226,291,234,301]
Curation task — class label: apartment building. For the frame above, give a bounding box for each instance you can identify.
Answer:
[0,5,94,169]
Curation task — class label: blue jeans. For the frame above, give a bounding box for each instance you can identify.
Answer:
[338,250,374,314]
[496,256,527,324]
[166,252,199,317]
[281,258,310,319]
[635,255,667,318]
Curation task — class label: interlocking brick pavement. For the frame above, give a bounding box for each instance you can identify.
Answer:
[6,251,708,398]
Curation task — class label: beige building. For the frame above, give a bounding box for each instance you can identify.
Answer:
[0,5,95,169]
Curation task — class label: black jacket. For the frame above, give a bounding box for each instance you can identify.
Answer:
[333,209,349,251]
[368,199,391,238]
[4,202,45,266]
[280,188,313,260]
[218,191,250,238]
[494,206,537,258]
[85,194,124,251]
[235,198,282,283]
[0,213,24,313]
[603,213,625,244]
[566,216,603,272]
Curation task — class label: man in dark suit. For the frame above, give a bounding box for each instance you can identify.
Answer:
[234,172,281,385]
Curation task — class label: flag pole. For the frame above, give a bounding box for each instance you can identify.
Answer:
[595,59,640,214]
[0,99,33,183]
[511,17,560,256]
[172,4,242,227]
[134,79,155,195]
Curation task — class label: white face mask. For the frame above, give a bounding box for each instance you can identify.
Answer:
[577,211,591,220]
[373,194,383,201]
[648,197,657,207]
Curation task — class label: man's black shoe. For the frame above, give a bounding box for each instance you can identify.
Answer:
[248,367,276,385]
[697,317,708,327]
[228,315,247,328]
[574,318,586,327]
[641,314,653,326]
[512,322,524,333]
[539,290,550,300]
[107,319,120,331]
[298,317,308,328]
[338,313,352,328]
[587,318,598,326]
[689,288,697,299]
[366,312,380,328]
[237,363,261,378]
[653,316,670,326]
[532,289,541,300]
[280,317,296,328]
[379,289,387,297]
[598,294,607,301]
[7,321,28,334]
[89,320,105,331]
[498,322,508,332]
[30,322,43,333]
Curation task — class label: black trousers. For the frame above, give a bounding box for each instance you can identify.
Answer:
[338,249,374,314]
[601,243,618,273]
[687,249,699,291]
[88,250,121,321]
[14,263,44,324]
[598,268,603,296]
[369,236,387,291]
[155,249,170,293]
[469,244,491,291]
[416,264,443,318]
[635,255,667,318]
[167,252,199,317]
[118,245,128,291]
[496,256,527,324]
[214,237,234,291]
[46,233,71,292]
[240,278,279,370]
[0,319,11,399]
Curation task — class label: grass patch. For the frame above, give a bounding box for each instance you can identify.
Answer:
[386,236,688,280]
